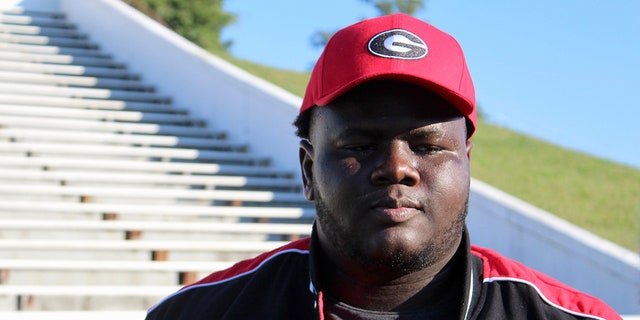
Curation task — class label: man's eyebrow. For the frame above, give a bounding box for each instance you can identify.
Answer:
[332,127,382,140]
[407,127,446,138]
[332,125,453,142]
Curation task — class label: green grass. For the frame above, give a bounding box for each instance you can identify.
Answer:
[470,122,640,250]
[214,52,640,252]
[213,51,311,96]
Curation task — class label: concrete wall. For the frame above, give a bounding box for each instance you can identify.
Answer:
[468,179,640,314]
[59,0,304,178]
[10,0,640,314]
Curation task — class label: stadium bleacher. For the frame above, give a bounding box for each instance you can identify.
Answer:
[0,5,314,315]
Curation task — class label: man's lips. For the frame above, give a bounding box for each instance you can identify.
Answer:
[370,197,422,224]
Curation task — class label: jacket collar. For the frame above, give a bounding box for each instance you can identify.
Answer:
[308,222,477,320]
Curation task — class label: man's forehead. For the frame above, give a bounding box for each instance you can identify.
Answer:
[310,106,467,146]
[322,80,463,119]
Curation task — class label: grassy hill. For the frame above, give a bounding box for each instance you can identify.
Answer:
[219,53,639,252]
[471,122,639,251]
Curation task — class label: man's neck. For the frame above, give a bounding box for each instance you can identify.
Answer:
[318,239,463,312]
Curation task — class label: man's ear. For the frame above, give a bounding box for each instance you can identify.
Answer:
[466,139,473,160]
[299,140,315,201]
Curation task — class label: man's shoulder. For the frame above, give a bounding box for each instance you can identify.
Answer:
[470,245,621,320]
[186,237,311,289]
[146,238,312,319]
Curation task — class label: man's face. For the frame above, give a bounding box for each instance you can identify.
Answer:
[299,81,472,276]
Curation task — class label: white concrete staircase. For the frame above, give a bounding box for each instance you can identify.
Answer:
[0,6,314,315]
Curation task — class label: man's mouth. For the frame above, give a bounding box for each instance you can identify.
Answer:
[370,197,421,224]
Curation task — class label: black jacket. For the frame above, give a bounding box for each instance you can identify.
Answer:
[146,227,620,319]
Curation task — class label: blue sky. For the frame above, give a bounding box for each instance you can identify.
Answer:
[221,1,639,169]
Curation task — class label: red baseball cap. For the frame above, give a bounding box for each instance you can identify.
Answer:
[301,13,477,136]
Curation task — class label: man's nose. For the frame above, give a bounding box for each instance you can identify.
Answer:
[370,142,420,186]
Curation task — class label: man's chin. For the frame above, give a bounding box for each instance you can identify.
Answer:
[357,240,433,275]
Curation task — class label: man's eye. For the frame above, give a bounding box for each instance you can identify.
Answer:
[412,145,442,154]
[345,145,375,152]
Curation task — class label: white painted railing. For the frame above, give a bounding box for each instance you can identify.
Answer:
[468,178,640,314]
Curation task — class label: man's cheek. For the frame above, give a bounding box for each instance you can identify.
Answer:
[339,158,362,176]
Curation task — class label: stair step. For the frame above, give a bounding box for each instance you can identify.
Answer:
[0,83,163,102]
[0,285,178,302]
[0,141,267,164]
[0,219,311,235]
[0,51,122,67]
[0,14,74,28]
[0,184,307,203]
[0,239,288,253]
[0,8,66,19]
[0,42,109,57]
[0,200,316,219]
[0,168,298,190]
[0,60,135,78]
[0,83,169,102]
[0,23,85,38]
[0,287,173,312]
[0,93,181,112]
[0,311,147,320]
[0,128,241,151]
[0,104,194,124]
[0,155,292,177]
[0,33,96,48]
[0,71,155,91]
[0,115,212,137]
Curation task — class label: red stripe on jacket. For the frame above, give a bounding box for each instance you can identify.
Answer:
[471,245,621,320]
[183,238,312,290]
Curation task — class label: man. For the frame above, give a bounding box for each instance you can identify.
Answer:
[146,14,620,319]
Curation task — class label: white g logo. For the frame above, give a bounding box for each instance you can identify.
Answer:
[368,29,428,60]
